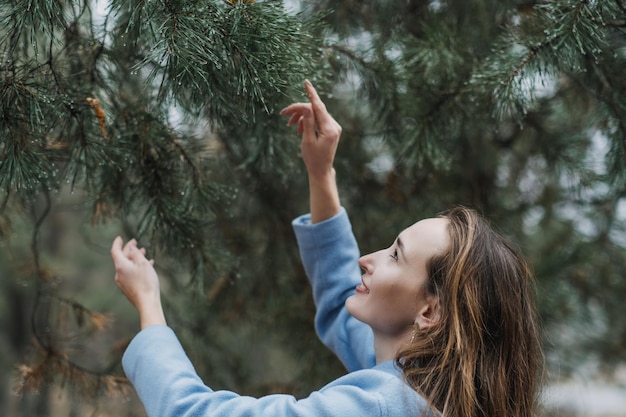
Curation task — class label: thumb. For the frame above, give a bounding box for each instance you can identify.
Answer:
[111,236,124,262]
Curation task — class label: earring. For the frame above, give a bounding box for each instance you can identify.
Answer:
[410,323,420,343]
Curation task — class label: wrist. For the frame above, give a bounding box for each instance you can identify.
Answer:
[308,168,336,187]
[138,300,167,329]
[309,168,340,223]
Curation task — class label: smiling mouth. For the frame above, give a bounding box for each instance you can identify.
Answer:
[357,278,370,294]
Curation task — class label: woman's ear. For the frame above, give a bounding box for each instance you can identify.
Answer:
[414,295,440,330]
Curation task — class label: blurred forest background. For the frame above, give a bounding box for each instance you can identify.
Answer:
[1,0,626,416]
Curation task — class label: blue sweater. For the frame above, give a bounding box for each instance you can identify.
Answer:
[122,208,432,417]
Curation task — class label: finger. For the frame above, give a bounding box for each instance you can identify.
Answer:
[128,246,147,263]
[279,102,309,116]
[111,237,132,271]
[286,113,301,127]
[111,236,124,260]
[304,80,333,127]
[128,242,141,259]
[282,104,312,126]
[297,116,304,135]
[139,247,152,263]
[301,106,315,139]
[123,239,137,257]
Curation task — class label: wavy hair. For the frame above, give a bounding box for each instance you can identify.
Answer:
[396,206,543,417]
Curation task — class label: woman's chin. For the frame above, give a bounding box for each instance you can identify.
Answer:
[345,295,364,321]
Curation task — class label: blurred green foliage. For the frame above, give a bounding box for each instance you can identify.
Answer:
[1,0,625,415]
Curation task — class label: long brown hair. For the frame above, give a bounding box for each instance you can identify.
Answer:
[396,206,543,417]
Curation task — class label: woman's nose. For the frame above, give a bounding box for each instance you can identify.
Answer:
[358,253,373,274]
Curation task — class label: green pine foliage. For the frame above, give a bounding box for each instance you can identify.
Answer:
[0,0,625,415]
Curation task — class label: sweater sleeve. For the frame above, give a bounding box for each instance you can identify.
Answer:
[122,325,421,417]
[292,208,375,371]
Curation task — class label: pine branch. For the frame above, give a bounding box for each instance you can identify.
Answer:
[0,0,74,75]
[580,65,626,162]
[330,44,371,70]
[123,0,324,121]
[478,0,620,124]
[15,349,131,399]
[16,189,130,398]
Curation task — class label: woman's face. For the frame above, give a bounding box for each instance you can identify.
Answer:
[346,217,449,337]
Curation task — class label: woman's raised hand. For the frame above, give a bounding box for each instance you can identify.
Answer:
[281,80,342,223]
[280,80,342,181]
[111,237,166,329]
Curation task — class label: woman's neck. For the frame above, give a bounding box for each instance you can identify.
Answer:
[373,328,413,364]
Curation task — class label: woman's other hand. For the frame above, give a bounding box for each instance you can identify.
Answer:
[111,237,166,329]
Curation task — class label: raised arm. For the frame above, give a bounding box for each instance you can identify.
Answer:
[284,81,375,371]
[280,80,341,223]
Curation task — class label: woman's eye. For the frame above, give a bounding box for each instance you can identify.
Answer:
[389,249,398,261]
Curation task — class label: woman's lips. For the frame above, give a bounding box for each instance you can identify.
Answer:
[355,278,370,294]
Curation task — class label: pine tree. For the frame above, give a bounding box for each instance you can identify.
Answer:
[1,0,625,415]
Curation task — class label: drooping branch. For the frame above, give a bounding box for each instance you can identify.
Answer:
[17,188,131,398]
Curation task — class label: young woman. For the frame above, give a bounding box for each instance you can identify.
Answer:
[111,80,543,417]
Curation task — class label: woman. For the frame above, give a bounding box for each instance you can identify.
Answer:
[111,80,543,417]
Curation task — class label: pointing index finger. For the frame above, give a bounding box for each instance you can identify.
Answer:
[304,80,332,126]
